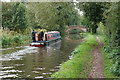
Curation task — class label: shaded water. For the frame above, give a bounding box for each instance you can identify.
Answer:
[0,39,81,78]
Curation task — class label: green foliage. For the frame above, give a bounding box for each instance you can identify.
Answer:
[2,2,13,29]
[101,2,120,77]
[97,35,115,78]
[78,2,107,33]
[2,29,31,47]
[2,2,29,32]
[51,34,98,78]
[2,2,81,37]
[102,48,115,78]
[97,22,106,35]
[26,2,80,31]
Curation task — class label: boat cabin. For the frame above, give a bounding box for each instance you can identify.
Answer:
[30,31,61,47]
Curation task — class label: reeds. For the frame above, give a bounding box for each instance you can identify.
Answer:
[1,29,31,47]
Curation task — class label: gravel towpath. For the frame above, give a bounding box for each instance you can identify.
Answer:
[88,36,104,78]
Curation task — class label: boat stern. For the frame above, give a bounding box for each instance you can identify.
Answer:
[30,42,45,47]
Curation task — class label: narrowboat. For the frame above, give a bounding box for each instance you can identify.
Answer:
[30,31,61,47]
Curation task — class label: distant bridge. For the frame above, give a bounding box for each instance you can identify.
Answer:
[65,25,87,40]
[65,25,87,33]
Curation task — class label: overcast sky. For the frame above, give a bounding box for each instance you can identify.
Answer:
[1,0,10,2]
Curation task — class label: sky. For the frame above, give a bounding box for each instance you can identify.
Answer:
[1,0,10,2]
[73,0,83,16]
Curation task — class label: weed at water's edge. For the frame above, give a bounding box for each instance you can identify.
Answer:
[2,29,31,48]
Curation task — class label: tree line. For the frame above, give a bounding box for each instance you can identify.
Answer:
[2,2,81,33]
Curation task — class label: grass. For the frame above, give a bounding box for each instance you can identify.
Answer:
[51,34,98,78]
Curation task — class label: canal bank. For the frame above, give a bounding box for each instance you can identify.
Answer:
[51,34,99,78]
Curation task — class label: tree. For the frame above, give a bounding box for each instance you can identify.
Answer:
[77,2,107,33]
[26,2,80,31]
[11,2,29,32]
[2,2,13,29]
[2,2,80,34]
[2,2,29,32]
[103,2,120,76]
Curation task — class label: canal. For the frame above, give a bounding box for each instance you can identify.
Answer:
[0,38,81,78]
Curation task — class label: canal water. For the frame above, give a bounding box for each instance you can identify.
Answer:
[0,39,81,78]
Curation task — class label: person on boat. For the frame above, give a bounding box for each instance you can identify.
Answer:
[31,30,36,42]
[40,30,44,41]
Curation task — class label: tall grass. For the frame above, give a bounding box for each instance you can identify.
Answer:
[1,29,31,47]
[51,34,98,78]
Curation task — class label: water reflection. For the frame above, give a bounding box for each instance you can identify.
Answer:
[0,39,80,78]
[38,40,61,56]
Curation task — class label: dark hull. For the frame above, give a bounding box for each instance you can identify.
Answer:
[30,36,61,47]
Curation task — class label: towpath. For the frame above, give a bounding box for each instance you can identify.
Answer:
[88,36,104,78]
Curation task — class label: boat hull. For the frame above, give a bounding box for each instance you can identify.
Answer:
[30,36,61,47]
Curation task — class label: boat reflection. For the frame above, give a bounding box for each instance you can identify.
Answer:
[37,40,61,56]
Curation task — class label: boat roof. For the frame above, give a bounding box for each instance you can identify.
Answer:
[45,31,60,34]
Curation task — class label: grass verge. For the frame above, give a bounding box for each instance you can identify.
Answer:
[51,34,98,78]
